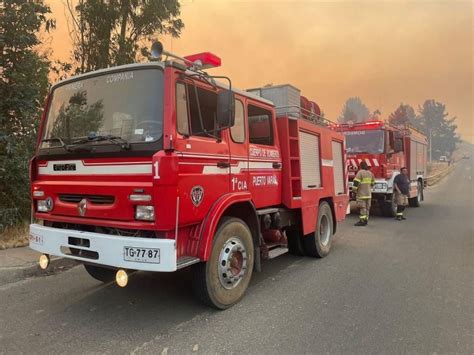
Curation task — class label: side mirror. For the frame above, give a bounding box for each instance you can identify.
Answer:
[217,89,235,128]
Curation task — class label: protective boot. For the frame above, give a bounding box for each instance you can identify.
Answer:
[354,220,366,226]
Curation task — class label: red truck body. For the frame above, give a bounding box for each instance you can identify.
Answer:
[334,120,427,216]
[29,52,348,308]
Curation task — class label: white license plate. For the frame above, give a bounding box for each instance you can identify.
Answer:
[123,247,160,264]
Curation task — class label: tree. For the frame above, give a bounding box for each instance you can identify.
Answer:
[66,0,184,73]
[51,91,104,142]
[388,103,416,126]
[413,100,461,160]
[371,109,382,120]
[0,0,54,226]
[338,97,370,123]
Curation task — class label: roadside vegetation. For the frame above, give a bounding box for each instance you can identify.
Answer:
[0,0,183,240]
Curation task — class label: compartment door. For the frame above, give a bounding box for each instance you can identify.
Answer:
[299,131,321,190]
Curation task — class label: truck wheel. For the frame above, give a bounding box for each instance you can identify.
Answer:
[409,181,422,207]
[382,194,397,217]
[192,217,254,309]
[286,226,305,256]
[83,264,116,283]
[303,202,333,258]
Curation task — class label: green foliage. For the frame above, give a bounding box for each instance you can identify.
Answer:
[67,0,184,73]
[50,91,104,143]
[0,0,54,225]
[412,100,461,159]
[338,97,370,123]
[388,103,416,126]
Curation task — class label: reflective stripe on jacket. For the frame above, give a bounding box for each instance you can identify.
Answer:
[353,169,375,200]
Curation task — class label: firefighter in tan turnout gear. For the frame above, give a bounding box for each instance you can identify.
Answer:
[353,161,375,226]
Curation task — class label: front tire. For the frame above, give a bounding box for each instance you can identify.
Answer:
[303,202,334,258]
[192,217,254,309]
[409,181,422,207]
[382,194,397,217]
[83,264,116,283]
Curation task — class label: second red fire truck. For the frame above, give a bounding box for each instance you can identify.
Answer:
[335,120,427,217]
[28,43,349,309]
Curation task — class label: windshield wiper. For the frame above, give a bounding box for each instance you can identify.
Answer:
[70,134,131,150]
[41,137,73,152]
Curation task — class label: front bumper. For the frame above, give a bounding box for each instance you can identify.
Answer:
[348,181,391,198]
[29,224,177,272]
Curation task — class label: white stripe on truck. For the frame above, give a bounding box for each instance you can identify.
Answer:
[38,160,152,175]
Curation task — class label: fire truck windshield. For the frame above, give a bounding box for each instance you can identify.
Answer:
[40,68,163,153]
[343,129,384,154]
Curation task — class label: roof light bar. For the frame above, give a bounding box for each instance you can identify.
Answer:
[184,52,221,69]
[150,41,221,70]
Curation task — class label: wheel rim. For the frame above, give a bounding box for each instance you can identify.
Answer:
[218,237,248,290]
[319,214,331,246]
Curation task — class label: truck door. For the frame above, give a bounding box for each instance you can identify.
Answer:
[228,98,249,193]
[175,80,230,225]
[247,103,282,208]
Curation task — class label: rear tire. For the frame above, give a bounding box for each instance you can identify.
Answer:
[409,181,422,207]
[192,217,254,309]
[382,194,397,217]
[83,264,116,283]
[303,202,334,258]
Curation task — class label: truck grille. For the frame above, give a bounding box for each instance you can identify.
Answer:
[58,194,115,205]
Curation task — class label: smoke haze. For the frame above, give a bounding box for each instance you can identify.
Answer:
[46,0,473,142]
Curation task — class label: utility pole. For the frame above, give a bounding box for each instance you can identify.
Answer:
[429,127,432,163]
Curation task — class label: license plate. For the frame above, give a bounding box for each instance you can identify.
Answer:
[123,247,160,264]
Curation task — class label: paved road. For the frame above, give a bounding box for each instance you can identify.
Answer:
[1,161,473,354]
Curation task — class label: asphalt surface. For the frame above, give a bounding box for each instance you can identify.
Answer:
[1,160,472,354]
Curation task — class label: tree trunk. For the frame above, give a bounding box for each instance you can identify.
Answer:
[117,0,130,65]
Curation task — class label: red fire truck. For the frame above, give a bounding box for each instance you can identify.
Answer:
[29,43,348,309]
[334,120,427,217]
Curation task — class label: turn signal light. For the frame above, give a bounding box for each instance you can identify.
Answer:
[129,194,152,202]
[33,190,45,197]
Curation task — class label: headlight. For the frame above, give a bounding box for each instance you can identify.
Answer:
[135,205,155,221]
[37,197,53,212]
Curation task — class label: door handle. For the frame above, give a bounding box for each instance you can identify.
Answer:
[217,161,230,168]
[272,162,282,169]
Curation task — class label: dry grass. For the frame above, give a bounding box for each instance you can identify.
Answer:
[0,222,29,250]
[427,162,450,176]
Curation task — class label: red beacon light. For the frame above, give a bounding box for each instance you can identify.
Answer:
[150,41,221,70]
[363,120,383,126]
[184,52,221,69]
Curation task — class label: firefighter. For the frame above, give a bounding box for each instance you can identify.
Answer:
[353,161,375,226]
[393,167,410,220]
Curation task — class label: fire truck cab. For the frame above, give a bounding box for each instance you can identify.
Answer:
[335,120,427,217]
[29,44,349,308]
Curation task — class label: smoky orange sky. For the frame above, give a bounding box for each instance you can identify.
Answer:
[47,0,473,142]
